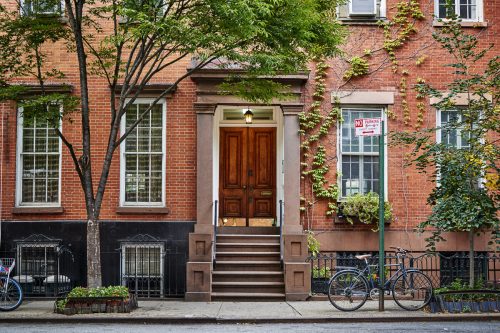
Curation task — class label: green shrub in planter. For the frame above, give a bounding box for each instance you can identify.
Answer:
[340,192,392,230]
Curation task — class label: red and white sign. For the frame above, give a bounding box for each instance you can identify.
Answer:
[354,118,382,137]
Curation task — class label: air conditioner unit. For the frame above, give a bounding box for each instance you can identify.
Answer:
[349,0,377,17]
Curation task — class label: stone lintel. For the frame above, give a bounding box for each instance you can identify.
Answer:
[332,91,395,105]
[194,103,217,114]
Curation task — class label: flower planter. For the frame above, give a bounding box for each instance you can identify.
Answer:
[432,293,500,313]
[54,294,138,315]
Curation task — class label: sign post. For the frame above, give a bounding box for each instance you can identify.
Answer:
[354,118,385,312]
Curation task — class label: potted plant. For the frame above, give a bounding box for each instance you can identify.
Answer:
[338,192,392,231]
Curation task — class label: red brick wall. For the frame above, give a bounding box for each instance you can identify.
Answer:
[301,0,499,236]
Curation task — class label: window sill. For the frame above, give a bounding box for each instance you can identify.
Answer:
[433,20,488,28]
[116,206,170,214]
[12,206,64,214]
[339,18,388,26]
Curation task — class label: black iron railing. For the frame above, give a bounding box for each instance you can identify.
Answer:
[279,200,283,266]
[308,251,500,294]
[213,200,218,267]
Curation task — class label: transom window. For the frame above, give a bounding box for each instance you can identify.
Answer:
[121,100,165,206]
[16,106,61,206]
[221,108,275,123]
[436,0,483,21]
[339,108,382,198]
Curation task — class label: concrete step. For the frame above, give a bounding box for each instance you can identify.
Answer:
[211,292,286,301]
[214,260,282,271]
[217,227,280,235]
[216,252,280,261]
[212,281,285,294]
[216,234,280,244]
[216,243,280,252]
[212,271,284,283]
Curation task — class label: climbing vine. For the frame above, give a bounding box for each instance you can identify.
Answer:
[299,60,340,219]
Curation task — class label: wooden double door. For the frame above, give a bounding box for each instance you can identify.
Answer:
[219,127,276,227]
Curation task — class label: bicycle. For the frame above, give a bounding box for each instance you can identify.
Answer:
[327,247,433,311]
[0,258,23,311]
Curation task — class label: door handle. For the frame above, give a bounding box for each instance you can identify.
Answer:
[243,185,247,189]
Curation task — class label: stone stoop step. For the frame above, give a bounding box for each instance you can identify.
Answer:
[212,230,285,301]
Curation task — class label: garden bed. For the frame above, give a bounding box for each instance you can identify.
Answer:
[54,286,138,315]
[429,289,500,313]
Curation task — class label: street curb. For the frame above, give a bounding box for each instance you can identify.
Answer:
[1,314,499,324]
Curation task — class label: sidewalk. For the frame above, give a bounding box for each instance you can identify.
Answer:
[0,299,499,323]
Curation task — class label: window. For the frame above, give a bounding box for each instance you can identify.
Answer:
[350,0,376,16]
[439,251,488,286]
[339,108,383,198]
[121,243,164,297]
[221,108,274,123]
[338,0,386,20]
[436,0,483,21]
[21,0,63,15]
[120,99,166,206]
[438,110,472,149]
[16,105,62,206]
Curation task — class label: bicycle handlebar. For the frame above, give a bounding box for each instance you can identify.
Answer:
[389,246,408,254]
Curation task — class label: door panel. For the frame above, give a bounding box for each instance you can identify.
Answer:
[248,128,276,220]
[220,128,247,223]
[219,127,276,226]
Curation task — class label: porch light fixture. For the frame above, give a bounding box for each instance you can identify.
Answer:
[244,108,253,124]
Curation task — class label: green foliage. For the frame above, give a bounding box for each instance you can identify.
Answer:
[343,56,369,80]
[378,0,424,69]
[435,278,496,302]
[307,230,321,257]
[340,192,393,230]
[56,298,68,311]
[67,286,130,298]
[312,266,331,279]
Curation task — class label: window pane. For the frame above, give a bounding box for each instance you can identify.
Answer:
[123,103,165,204]
[352,0,375,13]
[20,111,60,204]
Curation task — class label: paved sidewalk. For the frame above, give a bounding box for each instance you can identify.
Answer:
[0,299,499,323]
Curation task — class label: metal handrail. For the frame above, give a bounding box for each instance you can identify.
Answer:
[279,200,283,267]
[212,200,218,267]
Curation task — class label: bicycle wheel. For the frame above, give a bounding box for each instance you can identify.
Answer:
[0,277,23,311]
[328,271,369,311]
[392,270,433,311]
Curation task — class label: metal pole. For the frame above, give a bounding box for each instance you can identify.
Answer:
[378,121,385,312]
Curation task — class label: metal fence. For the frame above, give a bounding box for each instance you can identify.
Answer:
[1,239,77,297]
[309,251,500,294]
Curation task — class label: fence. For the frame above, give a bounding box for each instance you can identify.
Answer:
[1,242,77,297]
[309,251,500,294]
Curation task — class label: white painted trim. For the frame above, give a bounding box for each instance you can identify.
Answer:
[15,105,63,208]
[213,105,283,226]
[332,91,394,105]
[434,0,484,22]
[336,107,388,201]
[119,98,167,207]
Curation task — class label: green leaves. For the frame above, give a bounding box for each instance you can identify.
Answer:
[340,192,393,231]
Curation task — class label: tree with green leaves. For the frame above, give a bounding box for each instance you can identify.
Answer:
[392,15,499,287]
[0,0,345,287]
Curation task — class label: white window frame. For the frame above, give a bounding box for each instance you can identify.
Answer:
[349,0,378,16]
[337,107,388,200]
[20,0,65,16]
[15,105,63,208]
[435,108,484,187]
[434,0,484,22]
[120,98,167,207]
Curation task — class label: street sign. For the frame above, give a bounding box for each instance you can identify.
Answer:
[354,118,382,137]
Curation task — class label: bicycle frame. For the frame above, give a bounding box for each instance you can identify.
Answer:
[330,253,412,292]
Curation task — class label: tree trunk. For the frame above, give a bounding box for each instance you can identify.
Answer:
[469,230,475,288]
[87,218,102,288]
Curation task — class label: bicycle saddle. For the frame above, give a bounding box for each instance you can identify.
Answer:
[355,254,372,260]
